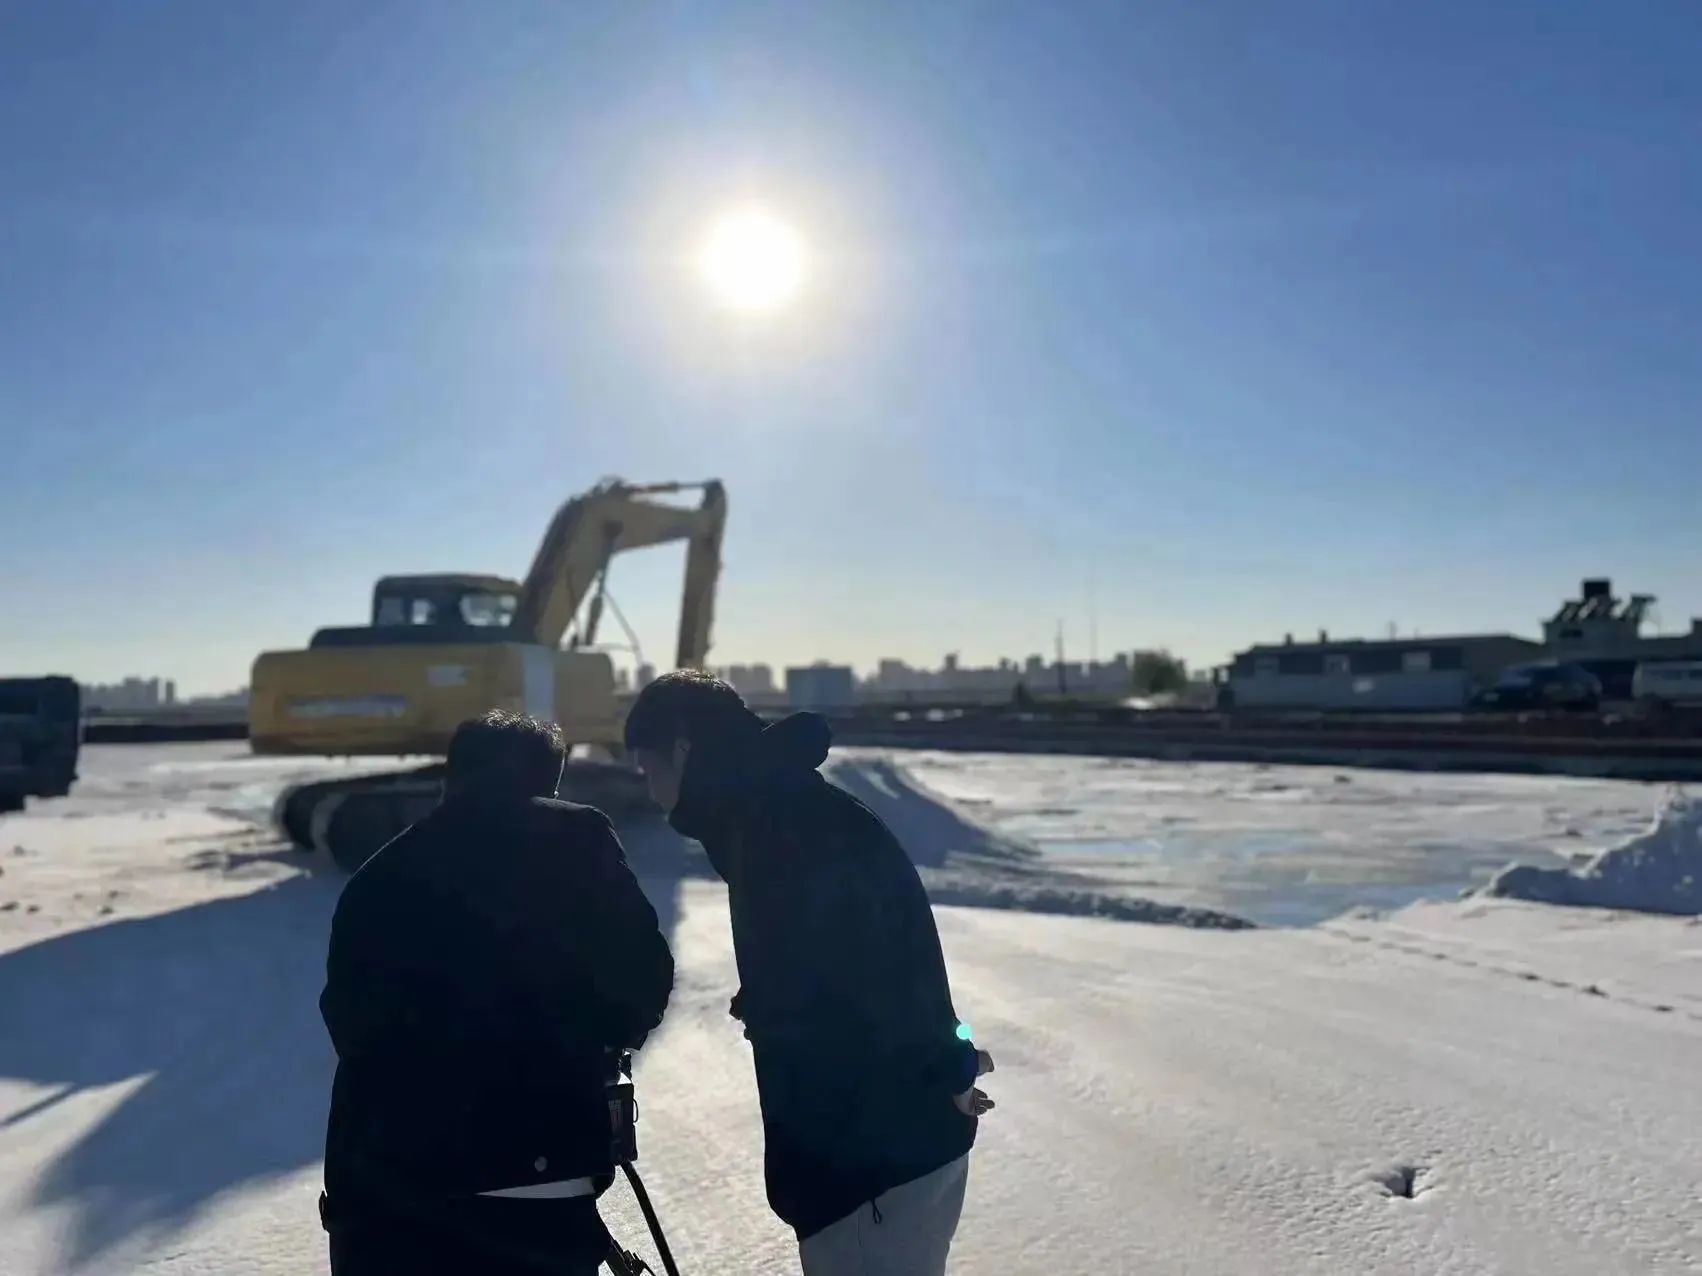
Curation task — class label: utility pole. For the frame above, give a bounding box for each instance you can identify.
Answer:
[1056,619,1068,696]
[1088,570,1099,671]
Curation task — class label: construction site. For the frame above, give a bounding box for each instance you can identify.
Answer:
[16,497,1702,850]
[8,3,1702,1270]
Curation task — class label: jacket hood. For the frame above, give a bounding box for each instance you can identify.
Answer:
[667,712,833,854]
[757,712,832,773]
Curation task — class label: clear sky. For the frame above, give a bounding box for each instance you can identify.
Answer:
[4,1,1700,694]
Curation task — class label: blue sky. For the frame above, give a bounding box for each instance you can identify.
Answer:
[3,1,1699,693]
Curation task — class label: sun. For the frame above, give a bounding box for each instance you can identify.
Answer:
[697,206,808,314]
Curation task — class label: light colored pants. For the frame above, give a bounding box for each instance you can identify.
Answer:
[799,1155,970,1276]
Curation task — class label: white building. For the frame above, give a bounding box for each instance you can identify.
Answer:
[716,664,776,696]
[786,664,857,712]
[81,677,169,713]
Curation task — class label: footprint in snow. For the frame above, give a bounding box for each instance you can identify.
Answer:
[1370,1163,1432,1200]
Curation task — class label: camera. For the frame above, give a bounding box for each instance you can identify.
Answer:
[604,1049,638,1165]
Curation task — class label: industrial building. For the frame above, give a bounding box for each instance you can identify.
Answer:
[1223,578,1702,711]
[1224,633,1542,711]
[1541,579,1702,697]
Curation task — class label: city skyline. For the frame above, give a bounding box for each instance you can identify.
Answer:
[81,647,1164,706]
[37,580,1702,699]
[4,4,1700,695]
[77,677,250,711]
[56,577,1702,708]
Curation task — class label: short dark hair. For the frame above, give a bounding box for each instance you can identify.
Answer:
[624,669,760,752]
[446,710,565,796]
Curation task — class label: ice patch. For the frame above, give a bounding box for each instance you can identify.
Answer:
[921,875,1254,929]
[1483,790,1702,916]
[824,755,1256,928]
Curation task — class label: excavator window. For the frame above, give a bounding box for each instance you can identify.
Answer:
[458,593,517,628]
[370,590,514,629]
[373,596,440,625]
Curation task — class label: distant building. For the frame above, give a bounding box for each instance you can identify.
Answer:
[716,664,777,696]
[81,677,169,713]
[1225,633,1542,711]
[874,658,916,692]
[861,651,1134,702]
[1541,578,1702,698]
[786,664,857,712]
[1225,578,1702,712]
[82,679,248,713]
[185,688,250,708]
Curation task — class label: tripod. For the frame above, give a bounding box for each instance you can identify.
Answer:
[605,1162,681,1276]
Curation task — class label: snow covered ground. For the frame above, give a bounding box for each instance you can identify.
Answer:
[1,743,1699,1274]
[1485,792,1702,916]
[885,750,1663,925]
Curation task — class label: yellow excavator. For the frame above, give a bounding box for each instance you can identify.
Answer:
[250,479,727,869]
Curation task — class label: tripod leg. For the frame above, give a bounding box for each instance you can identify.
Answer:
[605,1244,654,1275]
[619,1163,682,1276]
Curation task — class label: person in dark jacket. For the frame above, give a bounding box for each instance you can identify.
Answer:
[624,672,991,1275]
[320,710,673,1276]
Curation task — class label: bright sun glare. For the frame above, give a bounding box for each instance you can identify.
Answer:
[697,206,808,314]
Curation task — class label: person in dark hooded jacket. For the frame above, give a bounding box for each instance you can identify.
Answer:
[624,671,991,1275]
[320,710,673,1275]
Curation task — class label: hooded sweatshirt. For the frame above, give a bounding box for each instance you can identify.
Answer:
[668,712,978,1238]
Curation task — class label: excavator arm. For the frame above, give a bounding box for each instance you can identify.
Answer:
[509,479,728,668]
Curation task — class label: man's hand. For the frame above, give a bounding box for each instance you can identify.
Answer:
[728,991,753,1041]
[953,1048,995,1116]
[953,1087,995,1116]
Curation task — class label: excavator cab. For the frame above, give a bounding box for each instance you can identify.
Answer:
[308,574,523,649]
[370,575,520,629]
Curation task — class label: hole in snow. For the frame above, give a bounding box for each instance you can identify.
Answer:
[1373,1163,1430,1199]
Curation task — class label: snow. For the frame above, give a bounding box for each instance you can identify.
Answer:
[824,755,1253,929]
[1,743,1699,1274]
[1484,790,1702,916]
[1324,899,1702,1018]
[880,750,1662,925]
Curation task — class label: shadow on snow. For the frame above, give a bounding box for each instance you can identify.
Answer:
[0,833,698,1269]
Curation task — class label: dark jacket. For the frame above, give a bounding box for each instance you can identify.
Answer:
[670,713,978,1239]
[321,793,673,1212]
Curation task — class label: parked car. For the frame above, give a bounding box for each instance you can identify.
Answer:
[1471,662,1601,712]
[1631,660,1702,708]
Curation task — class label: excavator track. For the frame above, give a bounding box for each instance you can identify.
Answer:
[276,760,655,872]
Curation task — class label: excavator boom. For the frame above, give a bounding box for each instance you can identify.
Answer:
[511,480,727,664]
